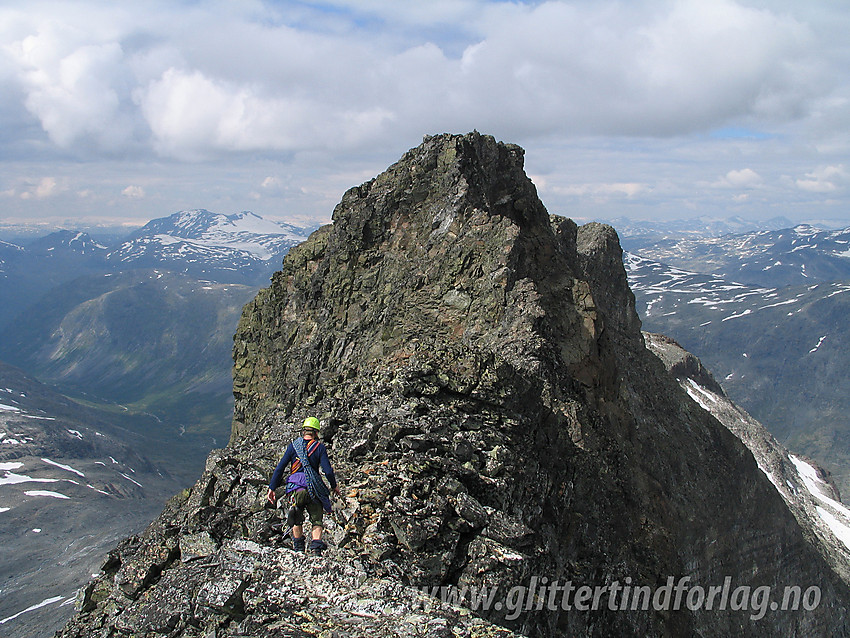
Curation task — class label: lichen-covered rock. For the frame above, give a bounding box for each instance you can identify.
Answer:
[60,539,523,638]
[58,133,850,637]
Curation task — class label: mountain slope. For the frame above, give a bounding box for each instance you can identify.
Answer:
[627,252,850,500]
[59,133,850,637]
[0,231,110,331]
[645,332,850,584]
[0,271,257,448]
[0,362,183,638]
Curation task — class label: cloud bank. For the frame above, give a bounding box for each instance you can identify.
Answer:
[0,0,848,224]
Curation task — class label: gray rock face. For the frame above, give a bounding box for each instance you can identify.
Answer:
[645,331,850,584]
[58,133,850,637]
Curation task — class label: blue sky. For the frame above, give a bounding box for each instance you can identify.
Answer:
[1,0,849,230]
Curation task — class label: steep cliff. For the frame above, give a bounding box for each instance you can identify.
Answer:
[645,332,850,585]
[58,133,850,637]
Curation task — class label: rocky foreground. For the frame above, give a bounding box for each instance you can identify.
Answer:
[58,133,850,637]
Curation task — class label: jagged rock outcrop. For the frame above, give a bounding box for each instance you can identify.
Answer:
[58,133,850,637]
[645,331,850,584]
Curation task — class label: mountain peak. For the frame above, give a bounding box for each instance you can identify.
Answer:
[59,134,850,637]
[27,230,107,256]
[107,210,311,283]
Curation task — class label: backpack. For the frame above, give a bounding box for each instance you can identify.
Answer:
[285,438,319,493]
[291,437,332,513]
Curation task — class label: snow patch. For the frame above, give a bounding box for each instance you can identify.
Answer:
[684,380,719,411]
[722,308,753,321]
[790,455,850,518]
[816,507,850,551]
[0,472,59,486]
[24,490,70,499]
[41,458,85,478]
[809,336,827,354]
[0,461,24,471]
[120,472,143,488]
[0,595,66,625]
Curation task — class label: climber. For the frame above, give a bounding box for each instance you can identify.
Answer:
[267,416,341,556]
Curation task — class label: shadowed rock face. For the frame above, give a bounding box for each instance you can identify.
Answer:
[58,133,850,637]
[645,331,850,586]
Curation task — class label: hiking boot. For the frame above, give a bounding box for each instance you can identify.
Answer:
[309,539,327,556]
[292,536,306,552]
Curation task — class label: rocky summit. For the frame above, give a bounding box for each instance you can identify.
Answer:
[58,133,850,637]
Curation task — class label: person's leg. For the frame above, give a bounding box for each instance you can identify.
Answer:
[306,502,326,555]
[290,491,309,551]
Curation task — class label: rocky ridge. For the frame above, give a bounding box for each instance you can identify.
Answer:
[645,332,850,584]
[58,133,850,637]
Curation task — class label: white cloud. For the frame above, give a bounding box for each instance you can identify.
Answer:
[796,165,848,193]
[0,0,835,159]
[122,185,145,199]
[555,182,648,199]
[714,168,763,189]
[0,1,848,224]
[12,176,65,200]
[5,19,136,151]
[137,67,394,160]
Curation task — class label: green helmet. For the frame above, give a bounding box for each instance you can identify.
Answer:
[302,417,321,431]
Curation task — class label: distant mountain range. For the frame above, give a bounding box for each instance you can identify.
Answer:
[611,214,798,245]
[0,209,311,637]
[629,224,850,287]
[0,209,312,450]
[626,224,850,500]
[0,210,312,332]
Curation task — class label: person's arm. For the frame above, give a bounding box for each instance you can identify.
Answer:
[267,444,295,502]
[316,444,339,493]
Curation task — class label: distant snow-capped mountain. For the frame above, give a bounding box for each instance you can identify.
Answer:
[631,224,850,287]
[611,215,796,243]
[107,210,311,278]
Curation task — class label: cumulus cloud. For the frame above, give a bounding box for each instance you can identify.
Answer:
[0,0,839,160]
[4,17,137,152]
[9,176,66,200]
[796,165,848,193]
[122,185,145,198]
[1,1,849,224]
[714,168,763,189]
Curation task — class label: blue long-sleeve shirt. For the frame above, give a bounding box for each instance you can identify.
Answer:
[269,439,337,491]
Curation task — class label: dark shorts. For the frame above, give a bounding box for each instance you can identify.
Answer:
[275,487,324,528]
